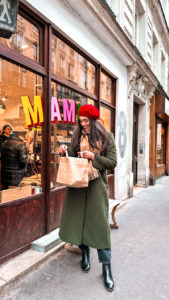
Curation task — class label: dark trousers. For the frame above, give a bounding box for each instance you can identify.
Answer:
[80,245,111,264]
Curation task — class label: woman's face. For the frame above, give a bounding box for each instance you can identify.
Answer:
[4,126,12,137]
[79,116,90,132]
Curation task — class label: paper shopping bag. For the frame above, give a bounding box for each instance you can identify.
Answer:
[56,156,88,188]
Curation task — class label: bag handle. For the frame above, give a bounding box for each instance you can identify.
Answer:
[66,151,83,158]
[79,151,84,158]
[60,149,83,158]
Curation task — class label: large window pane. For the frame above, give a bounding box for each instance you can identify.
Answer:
[0,59,43,203]
[100,106,111,131]
[50,82,94,189]
[100,72,114,105]
[0,15,40,62]
[51,35,96,95]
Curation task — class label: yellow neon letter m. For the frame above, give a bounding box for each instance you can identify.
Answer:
[21,96,44,127]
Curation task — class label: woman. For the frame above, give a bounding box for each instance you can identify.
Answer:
[59,104,117,292]
[0,124,28,189]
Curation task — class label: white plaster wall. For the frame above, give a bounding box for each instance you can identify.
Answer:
[115,76,129,200]
[26,0,129,200]
[127,93,134,197]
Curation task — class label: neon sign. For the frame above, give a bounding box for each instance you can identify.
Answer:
[21,96,79,127]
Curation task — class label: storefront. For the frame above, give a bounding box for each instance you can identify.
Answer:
[0,3,116,263]
[149,94,169,184]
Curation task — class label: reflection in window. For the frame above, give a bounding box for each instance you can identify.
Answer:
[50,82,94,189]
[0,60,43,203]
[156,121,165,165]
[51,35,96,95]
[60,56,65,73]
[68,62,74,80]
[100,106,111,131]
[100,72,114,104]
[0,15,40,63]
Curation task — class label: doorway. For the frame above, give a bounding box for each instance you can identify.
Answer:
[132,102,139,185]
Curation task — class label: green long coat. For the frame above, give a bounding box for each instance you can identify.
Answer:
[59,132,117,249]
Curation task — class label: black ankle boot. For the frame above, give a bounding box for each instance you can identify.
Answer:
[81,247,90,272]
[102,264,114,291]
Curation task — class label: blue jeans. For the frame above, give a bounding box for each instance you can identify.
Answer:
[80,245,111,264]
[97,248,111,264]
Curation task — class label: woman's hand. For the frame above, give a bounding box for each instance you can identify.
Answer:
[59,144,68,154]
[81,151,94,160]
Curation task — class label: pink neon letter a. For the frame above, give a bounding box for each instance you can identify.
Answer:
[51,97,62,122]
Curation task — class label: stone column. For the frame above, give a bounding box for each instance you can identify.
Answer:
[127,63,138,197]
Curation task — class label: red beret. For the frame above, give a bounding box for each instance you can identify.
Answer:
[79,104,100,120]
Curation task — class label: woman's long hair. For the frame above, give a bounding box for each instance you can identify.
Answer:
[72,119,109,152]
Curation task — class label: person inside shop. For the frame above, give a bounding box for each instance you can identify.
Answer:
[59,104,117,292]
[0,124,14,149]
[26,128,42,154]
[0,124,28,189]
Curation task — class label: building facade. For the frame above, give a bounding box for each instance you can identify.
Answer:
[0,0,169,262]
[105,0,169,193]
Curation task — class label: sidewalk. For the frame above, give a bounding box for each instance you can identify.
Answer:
[1,176,169,299]
[0,198,125,292]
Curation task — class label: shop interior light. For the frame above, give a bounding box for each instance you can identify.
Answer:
[21,44,28,50]
[2,97,8,101]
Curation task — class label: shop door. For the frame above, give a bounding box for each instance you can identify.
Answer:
[132,103,139,185]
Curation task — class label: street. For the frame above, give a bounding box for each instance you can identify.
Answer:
[1,176,169,300]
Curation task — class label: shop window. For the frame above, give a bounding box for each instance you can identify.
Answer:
[100,106,114,176]
[50,82,94,189]
[100,106,111,131]
[51,35,96,95]
[156,120,165,165]
[0,59,43,204]
[0,14,40,63]
[100,72,114,105]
